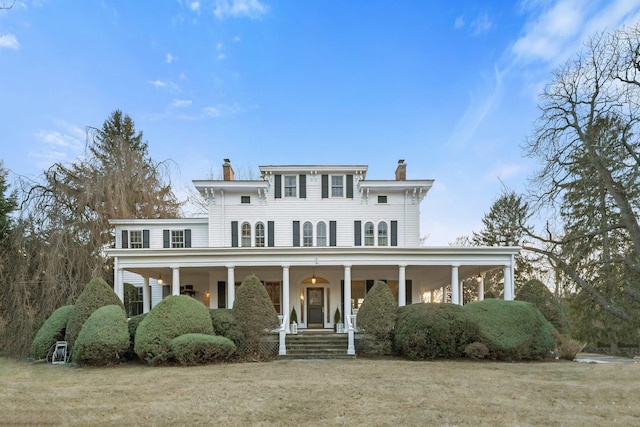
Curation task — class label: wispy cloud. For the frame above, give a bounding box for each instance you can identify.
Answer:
[470,13,492,36]
[177,104,242,120]
[217,53,226,60]
[165,53,177,63]
[190,1,200,13]
[148,79,180,91]
[171,99,192,108]
[454,16,464,29]
[213,0,269,20]
[0,33,20,50]
[33,122,85,169]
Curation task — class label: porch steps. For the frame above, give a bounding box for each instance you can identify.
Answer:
[281,332,355,360]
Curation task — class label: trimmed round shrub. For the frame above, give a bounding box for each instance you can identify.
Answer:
[394,303,480,360]
[231,274,279,354]
[135,295,214,365]
[170,333,236,365]
[516,279,569,334]
[209,308,245,352]
[124,313,147,360]
[72,305,129,365]
[31,305,75,360]
[65,277,124,349]
[464,299,556,361]
[357,281,398,355]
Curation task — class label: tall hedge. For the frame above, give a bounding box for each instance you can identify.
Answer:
[72,305,130,365]
[356,281,397,355]
[135,295,213,365]
[210,308,245,352]
[65,277,124,349]
[231,274,279,353]
[464,299,556,360]
[516,279,569,334]
[394,303,479,360]
[31,305,75,360]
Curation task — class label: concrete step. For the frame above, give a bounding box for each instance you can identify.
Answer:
[281,333,353,360]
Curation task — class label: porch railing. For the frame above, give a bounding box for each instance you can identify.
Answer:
[278,314,288,356]
[345,314,356,356]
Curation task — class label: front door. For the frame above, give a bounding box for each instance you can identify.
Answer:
[307,287,324,328]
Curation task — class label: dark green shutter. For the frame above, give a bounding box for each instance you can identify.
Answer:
[275,174,282,199]
[299,174,306,199]
[231,221,238,247]
[391,221,398,246]
[121,230,128,249]
[142,230,149,248]
[366,280,375,293]
[322,174,329,198]
[185,229,191,248]
[340,280,344,318]
[268,221,275,247]
[218,281,226,309]
[163,230,170,248]
[329,221,336,246]
[293,221,300,247]
[406,280,412,305]
[354,221,361,246]
[346,174,353,199]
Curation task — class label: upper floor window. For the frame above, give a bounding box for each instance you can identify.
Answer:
[378,222,388,246]
[241,222,251,247]
[303,221,313,247]
[241,196,251,204]
[171,230,185,248]
[130,230,143,249]
[255,222,265,247]
[364,222,374,246]
[331,175,344,197]
[284,176,297,197]
[317,222,327,247]
[378,195,387,204]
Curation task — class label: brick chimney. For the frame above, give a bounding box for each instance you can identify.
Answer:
[395,159,406,181]
[223,158,235,181]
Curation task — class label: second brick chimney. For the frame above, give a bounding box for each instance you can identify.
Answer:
[395,159,406,181]
[223,158,235,181]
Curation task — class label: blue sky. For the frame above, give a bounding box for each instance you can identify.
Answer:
[1,0,639,245]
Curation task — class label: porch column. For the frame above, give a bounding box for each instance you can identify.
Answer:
[459,281,464,305]
[227,265,235,308]
[478,274,485,301]
[282,265,290,333]
[441,286,446,303]
[142,276,151,314]
[208,271,217,309]
[171,267,180,296]
[450,265,459,305]
[503,265,513,301]
[115,266,124,303]
[344,264,352,326]
[398,264,407,307]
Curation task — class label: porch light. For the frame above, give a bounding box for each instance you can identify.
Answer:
[476,273,482,284]
[311,268,316,285]
[158,274,163,285]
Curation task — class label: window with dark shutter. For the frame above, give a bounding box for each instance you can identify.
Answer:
[163,230,170,248]
[346,174,353,199]
[231,221,238,247]
[329,221,337,246]
[268,221,275,247]
[299,174,306,199]
[391,221,398,246]
[354,221,361,246]
[142,230,149,248]
[275,175,282,199]
[185,229,192,248]
[293,221,300,247]
[122,230,129,249]
[321,174,329,199]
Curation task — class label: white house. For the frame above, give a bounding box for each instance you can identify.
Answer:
[107,159,519,330]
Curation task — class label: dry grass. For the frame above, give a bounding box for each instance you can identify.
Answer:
[1,357,639,426]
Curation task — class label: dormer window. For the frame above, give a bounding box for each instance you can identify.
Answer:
[331,176,344,197]
[130,230,143,248]
[284,176,297,197]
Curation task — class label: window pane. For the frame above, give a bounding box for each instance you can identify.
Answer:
[364,222,374,246]
[303,221,313,247]
[171,230,184,248]
[255,222,265,247]
[284,176,297,197]
[130,230,143,249]
[241,222,251,247]
[331,176,343,197]
[378,222,388,246]
[317,222,327,247]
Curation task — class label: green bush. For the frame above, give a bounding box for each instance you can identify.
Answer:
[170,333,236,365]
[209,309,245,351]
[464,341,489,359]
[554,332,586,361]
[464,299,556,361]
[124,313,147,360]
[135,295,213,365]
[65,277,124,349]
[394,303,480,360]
[231,275,279,354]
[72,305,129,365]
[357,281,398,355]
[30,305,75,360]
[516,279,569,334]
